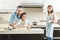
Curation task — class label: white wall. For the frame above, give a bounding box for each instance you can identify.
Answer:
[44,0,60,12]
[0,0,21,12]
[3,0,21,9]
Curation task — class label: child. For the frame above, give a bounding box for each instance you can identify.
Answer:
[16,12,31,30]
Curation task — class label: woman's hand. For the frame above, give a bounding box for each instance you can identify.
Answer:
[17,25,23,28]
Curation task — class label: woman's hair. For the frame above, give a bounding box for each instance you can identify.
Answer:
[20,12,26,19]
[47,5,53,14]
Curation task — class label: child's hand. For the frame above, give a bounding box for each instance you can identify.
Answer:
[27,25,31,30]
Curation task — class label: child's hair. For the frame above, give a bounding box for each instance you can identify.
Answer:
[20,12,26,19]
[17,5,22,8]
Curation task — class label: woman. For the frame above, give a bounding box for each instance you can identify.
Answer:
[16,12,31,30]
[46,5,55,40]
[41,5,56,40]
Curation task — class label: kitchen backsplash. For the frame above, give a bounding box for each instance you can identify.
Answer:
[0,12,60,24]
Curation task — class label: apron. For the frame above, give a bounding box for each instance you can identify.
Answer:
[46,15,54,38]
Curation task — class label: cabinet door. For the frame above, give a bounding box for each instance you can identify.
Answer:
[9,34,44,40]
[0,34,8,40]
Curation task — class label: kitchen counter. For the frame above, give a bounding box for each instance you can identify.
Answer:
[0,23,60,30]
[0,28,44,40]
[0,23,60,28]
[0,24,44,40]
[31,24,60,28]
[0,28,44,34]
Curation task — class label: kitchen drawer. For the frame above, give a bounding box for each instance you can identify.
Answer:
[53,30,60,37]
[44,29,60,37]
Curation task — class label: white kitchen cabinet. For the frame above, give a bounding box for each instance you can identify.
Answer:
[21,0,44,3]
[21,0,44,8]
[0,0,44,12]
